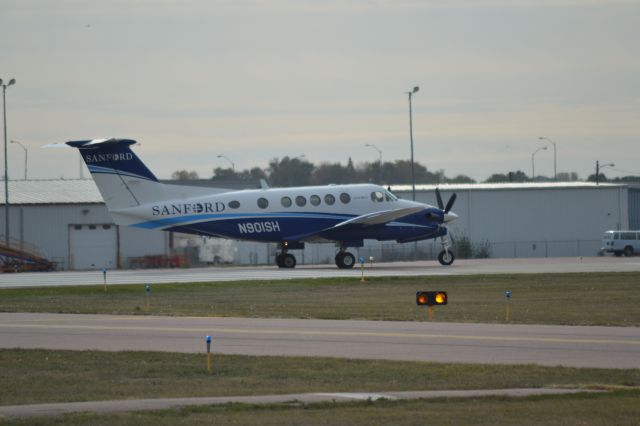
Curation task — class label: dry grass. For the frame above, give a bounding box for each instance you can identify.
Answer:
[1,272,639,326]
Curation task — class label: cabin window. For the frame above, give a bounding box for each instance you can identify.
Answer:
[102,225,111,230]
[310,195,321,206]
[339,193,351,204]
[257,198,269,209]
[228,200,240,209]
[89,225,96,230]
[370,191,384,202]
[281,196,292,208]
[621,232,637,240]
[295,196,307,207]
[74,225,82,230]
[324,194,335,205]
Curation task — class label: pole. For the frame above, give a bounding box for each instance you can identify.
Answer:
[596,160,600,185]
[531,151,535,179]
[206,335,212,372]
[408,91,416,201]
[3,85,9,246]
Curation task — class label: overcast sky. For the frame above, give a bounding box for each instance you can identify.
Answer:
[1,0,638,182]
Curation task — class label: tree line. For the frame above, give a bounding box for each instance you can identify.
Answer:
[171,157,639,186]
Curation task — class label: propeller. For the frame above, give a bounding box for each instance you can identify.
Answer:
[435,188,457,213]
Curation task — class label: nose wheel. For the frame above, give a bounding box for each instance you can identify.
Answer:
[438,236,455,266]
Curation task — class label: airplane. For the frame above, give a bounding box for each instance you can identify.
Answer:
[58,138,459,269]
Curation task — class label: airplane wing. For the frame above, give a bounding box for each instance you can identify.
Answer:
[329,206,424,230]
[288,206,425,242]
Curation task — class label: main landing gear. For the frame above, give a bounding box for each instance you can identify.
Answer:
[275,252,296,268]
[335,249,355,269]
[438,236,455,266]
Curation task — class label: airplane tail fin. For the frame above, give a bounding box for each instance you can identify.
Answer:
[67,138,166,209]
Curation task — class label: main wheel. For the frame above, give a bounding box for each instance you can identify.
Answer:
[438,250,455,266]
[335,252,355,269]
[282,253,297,268]
[275,253,284,268]
[624,246,634,257]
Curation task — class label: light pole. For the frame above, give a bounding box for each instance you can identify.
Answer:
[1,77,16,246]
[365,143,382,182]
[406,86,419,200]
[217,154,235,172]
[10,140,27,180]
[531,146,547,181]
[538,136,557,181]
[595,161,614,185]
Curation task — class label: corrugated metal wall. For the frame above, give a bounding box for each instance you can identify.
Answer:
[1,203,168,270]
[395,185,629,257]
[629,189,640,230]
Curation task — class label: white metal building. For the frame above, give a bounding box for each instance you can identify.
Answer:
[392,182,630,258]
[0,180,169,270]
[0,179,635,270]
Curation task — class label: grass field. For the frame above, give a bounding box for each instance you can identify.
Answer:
[1,349,639,425]
[1,272,639,325]
[6,391,640,426]
[1,349,639,406]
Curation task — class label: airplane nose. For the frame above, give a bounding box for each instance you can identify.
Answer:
[444,211,458,223]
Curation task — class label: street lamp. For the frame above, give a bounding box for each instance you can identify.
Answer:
[531,146,547,180]
[538,136,557,181]
[406,86,419,200]
[217,154,235,172]
[364,143,382,164]
[595,161,614,185]
[1,77,16,246]
[10,140,27,180]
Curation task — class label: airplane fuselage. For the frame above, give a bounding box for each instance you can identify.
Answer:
[116,183,446,245]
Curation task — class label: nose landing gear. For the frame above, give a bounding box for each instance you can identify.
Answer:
[438,236,455,266]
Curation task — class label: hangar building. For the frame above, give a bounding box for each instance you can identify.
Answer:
[0,180,169,270]
[0,179,636,270]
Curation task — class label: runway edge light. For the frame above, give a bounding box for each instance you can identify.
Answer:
[416,291,448,306]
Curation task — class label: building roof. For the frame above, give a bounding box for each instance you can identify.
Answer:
[0,179,103,205]
[390,182,627,192]
[0,179,629,205]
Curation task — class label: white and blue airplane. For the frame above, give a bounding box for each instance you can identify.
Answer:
[62,138,459,269]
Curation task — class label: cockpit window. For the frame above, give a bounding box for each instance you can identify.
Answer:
[384,190,397,201]
[370,191,384,202]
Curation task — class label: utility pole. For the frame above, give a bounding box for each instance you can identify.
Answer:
[1,78,16,246]
[406,86,419,200]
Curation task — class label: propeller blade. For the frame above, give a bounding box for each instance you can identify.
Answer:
[444,193,457,213]
[435,188,444,210]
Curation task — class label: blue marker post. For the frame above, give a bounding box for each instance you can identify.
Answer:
[359,256,366,283]
[102,268,107,292]
[145,284,151,311]
[505,290,511,322]
[205,335,213,373]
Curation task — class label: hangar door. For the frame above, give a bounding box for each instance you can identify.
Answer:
[69,224,117,270]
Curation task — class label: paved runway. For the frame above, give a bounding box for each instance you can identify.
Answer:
[1,257,639,288]
[2,313,639,368]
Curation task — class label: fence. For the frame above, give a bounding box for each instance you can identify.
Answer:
[216,239,605,266]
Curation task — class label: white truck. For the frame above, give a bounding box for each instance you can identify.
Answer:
[601,230,640,257]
